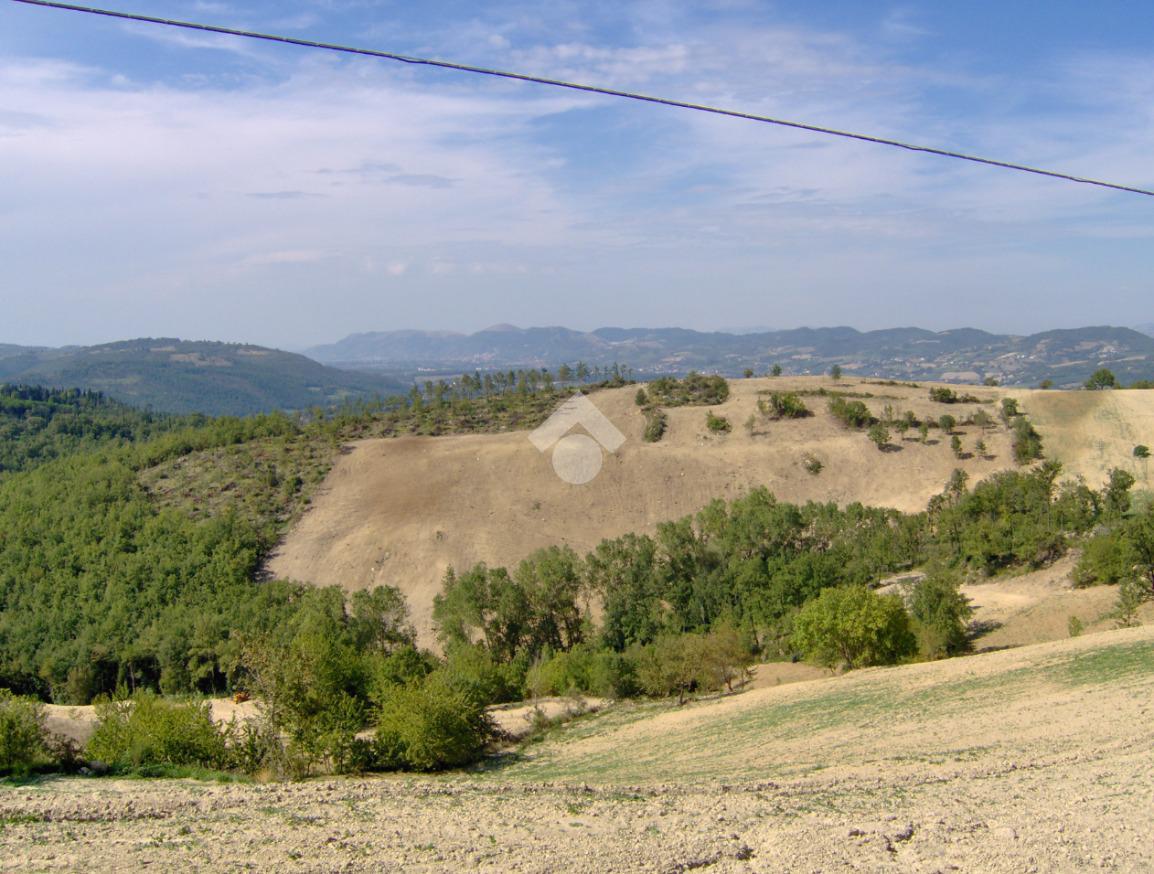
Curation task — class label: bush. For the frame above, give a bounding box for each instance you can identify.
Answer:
[1135,445,1150,459]
[867,422,890,450]
[828,397,872,429]
[761,392,810,420]
[0,691,49,776]
[634,388,649,407]
[642,407,667,443]
[439,643,526,706]
[646,373,729,407]
[792,586,916,670]
[87,693,228,771]
[1011,415,1044,464]
[525,645,639,699]
[929,387,980,404]
[634,635,706,703]
[705,411,731,433]
[374,673,492,771]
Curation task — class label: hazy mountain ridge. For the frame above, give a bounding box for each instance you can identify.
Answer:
[0,339,406,416]
[307,324,1154,387]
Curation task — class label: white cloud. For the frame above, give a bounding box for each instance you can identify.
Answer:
[2,9,1153,346]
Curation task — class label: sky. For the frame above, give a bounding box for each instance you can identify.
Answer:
[2,0,1153,349]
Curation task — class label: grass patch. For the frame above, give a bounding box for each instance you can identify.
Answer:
[1054,640,1154,686]
[493,636,1154,785]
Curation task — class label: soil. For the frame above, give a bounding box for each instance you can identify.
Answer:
[268,377,1033,647]
[5,626,1152,873]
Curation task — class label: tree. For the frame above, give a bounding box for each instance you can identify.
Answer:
[374,672,493,771]
[867,422,890,451]
[1039,379,1054,389]
[557,363,572,384]
[918,421,930,443]
[951,434,964,458]
[908,570,972,659]
[938,414,956,435]
[743,368,754,379]
[975,439,988,458]
[0,691,49,775]
[1085,368,1117,390]
[791,586,916,669]
[1102,468,1136,518]
[1134,445,1151,459]
[829,364,843,381]
[771,364,782,377]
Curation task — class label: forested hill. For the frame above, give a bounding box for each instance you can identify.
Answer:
[0,385,192,474]
[306,324,1154,387]
[0,339,407,416]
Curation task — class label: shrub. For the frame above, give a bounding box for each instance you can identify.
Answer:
[374,672,492,771]
[1067,616,1084,638]
[634,388,649,407]
[867,422,890,450]
[705,411,731,433]
[525,645,639,699]
[634,635,706,704]
[642,407,667,443]
[761,392,810,420]
[439,643,525,706]
[1011,416,1044,464]
[87,693,228,771]
[0,691,49,776]
[802,453,823,475]
[647,373,729,406]
[929,387,979,403]
[792,586,916,670]
[1135,445,1151,459]
[828,397,872,429]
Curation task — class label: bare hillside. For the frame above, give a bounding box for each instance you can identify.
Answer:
[268,379,1149,646]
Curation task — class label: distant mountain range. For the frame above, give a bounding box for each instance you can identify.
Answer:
[306,324,1154,388]
[0,339,406,417]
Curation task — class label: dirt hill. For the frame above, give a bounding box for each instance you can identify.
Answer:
[268,378,1152,646]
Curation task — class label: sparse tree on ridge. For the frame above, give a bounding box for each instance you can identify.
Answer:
[1085,368,1117,390]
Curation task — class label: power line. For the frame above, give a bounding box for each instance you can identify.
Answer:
[10,0,1154,199]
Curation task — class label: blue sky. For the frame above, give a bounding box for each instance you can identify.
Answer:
[2,0,1153,348]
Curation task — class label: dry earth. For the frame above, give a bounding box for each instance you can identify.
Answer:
[269,379,1154,648]
[269,377,1039,647]
[4,626,1152,873]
